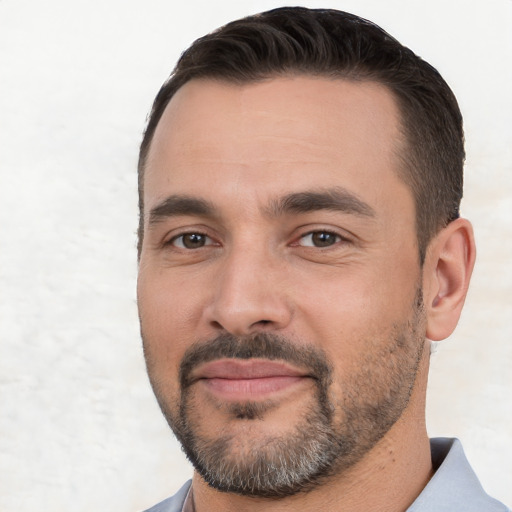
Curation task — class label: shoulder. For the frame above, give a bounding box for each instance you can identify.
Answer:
[141,481,192,512]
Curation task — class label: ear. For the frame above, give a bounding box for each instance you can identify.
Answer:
[422,218,476,341]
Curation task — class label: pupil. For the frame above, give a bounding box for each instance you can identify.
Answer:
[184,234,205,248]
[312,232,335,247]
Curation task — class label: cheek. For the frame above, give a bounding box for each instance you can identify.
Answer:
[294,260,420,360]
[137,270,201,380]
[139,265,203,324]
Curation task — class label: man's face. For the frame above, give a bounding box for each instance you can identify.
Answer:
[137,77,427,496]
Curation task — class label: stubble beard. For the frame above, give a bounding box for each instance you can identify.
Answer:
[142,291,426,498]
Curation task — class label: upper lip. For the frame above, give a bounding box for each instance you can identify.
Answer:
[190,359,310,382]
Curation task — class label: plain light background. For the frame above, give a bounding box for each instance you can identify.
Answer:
[0,0,511,510]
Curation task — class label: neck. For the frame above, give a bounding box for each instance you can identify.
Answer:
[192,346,433,512]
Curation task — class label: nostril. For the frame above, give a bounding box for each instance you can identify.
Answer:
[209,318,275,335]
[253,319,272,327]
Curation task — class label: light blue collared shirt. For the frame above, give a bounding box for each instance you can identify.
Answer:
[143,438,510,512]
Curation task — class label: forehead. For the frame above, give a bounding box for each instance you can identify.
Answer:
[144,76,408,215]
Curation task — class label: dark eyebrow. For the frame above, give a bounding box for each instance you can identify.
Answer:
[148,188,374,226]
[267,188,376,218]
[148,195,215,225]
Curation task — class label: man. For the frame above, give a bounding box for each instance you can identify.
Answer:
[136,7,509,512]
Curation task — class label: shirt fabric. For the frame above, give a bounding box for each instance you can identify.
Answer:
[142,438,510,512]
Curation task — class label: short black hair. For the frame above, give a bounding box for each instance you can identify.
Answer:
[138,7,464,262]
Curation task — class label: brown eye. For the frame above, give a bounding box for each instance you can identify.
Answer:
[299,231,341,247]
[172,233,211,249]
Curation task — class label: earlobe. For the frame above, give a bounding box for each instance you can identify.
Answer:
[423,218,476,341]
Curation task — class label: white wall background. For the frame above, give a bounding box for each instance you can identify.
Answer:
[0,0,510,510]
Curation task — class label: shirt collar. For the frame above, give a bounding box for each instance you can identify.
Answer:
[181,484,194,512]
[407,437,505,511]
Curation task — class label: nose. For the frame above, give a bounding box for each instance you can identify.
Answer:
[204,245,292,336]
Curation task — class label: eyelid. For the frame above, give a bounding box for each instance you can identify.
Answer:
[171,233,215,249]
[298,231,340,247]
[291,228,352,247]
[162,226,220,249]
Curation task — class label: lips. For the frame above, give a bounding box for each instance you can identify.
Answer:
[190,359,311,399]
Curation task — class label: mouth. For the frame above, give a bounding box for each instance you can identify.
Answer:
[190,359,313,400]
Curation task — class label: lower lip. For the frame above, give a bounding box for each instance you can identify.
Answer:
[201,376,305,399]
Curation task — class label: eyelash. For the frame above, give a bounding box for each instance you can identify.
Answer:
[165,229,348,251]
[294,230,347,248]
[167,231,215,249]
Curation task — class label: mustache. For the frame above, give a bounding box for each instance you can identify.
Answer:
[179,332,333,389]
